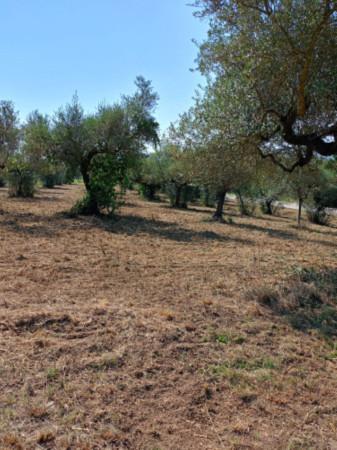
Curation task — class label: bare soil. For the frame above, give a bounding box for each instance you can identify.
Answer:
[0,185,337,450]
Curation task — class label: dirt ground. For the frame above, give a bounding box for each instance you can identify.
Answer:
[0,185,337,450]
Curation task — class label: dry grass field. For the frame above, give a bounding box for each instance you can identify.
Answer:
[0,185,337,450]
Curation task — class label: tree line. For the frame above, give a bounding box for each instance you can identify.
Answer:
[0,0,336,227]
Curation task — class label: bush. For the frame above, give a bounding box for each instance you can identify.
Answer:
[200,186,216,207]
[0,176,6,188]
[41,170,65,188]
[249,268,337,337]
[183,185,200,204]
[71,193,98,215]
[236,191,257,216]
[42,173,57,188]
[73,154,126,215]
[64,167,80,184]
[7,169,35,198]
[260,197,281,215]
[166,183,199,208]
[306,206,330,226]
[314,186,337,208]
[305,186,337,226]
[138,183,159,201]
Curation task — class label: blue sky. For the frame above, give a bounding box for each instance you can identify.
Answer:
[0,0,208,133]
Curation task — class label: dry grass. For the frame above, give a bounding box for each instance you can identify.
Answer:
[0,185,337,449]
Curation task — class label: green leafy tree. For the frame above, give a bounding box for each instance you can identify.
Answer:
[6,155,36,198]
[23,110,65,187]
[53,78,159,214]
[160,141,195,208]
[0,101,19,170]
[287,163,325,226]
[137,152,165,201]
[255,161,288,215]
[194,0,337,171]
[184,78,259,220]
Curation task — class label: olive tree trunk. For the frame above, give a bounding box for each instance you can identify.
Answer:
[213,190,226,221]
[80,149,100,215]
[298,197,303,227]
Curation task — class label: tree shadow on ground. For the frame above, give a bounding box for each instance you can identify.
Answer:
[0,209,254,245]
[39,186,71,193]
[0,211,65,237]
[0,210,94,238]
[228,221,299,241]
[1,194,65,204]
[290,224,337,238]
[159,202,294,226]
[100,214,254,245]
[250,267,337,337]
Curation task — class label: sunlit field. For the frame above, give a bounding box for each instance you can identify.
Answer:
[1,185,336,449]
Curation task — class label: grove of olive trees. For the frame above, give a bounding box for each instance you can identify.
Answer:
[1,4,337,447]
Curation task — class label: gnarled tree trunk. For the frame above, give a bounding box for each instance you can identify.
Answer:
[80,149,100,215]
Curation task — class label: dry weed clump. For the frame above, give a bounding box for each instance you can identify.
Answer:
[248,267,337,337]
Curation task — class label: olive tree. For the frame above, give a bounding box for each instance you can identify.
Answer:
[53,78,159,214]
[136,151,170,201]
[287,163,325,226]
[22,111,65,187]
[194,0,337,171]
[187,77,259,220]
[0,101,19,170]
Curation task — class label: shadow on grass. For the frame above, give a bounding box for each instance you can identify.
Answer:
[229,221,299,241]
[0,209,94,238]
[101,214,254,244]
[0,213,64,238]
[0,209,254,245]
[250,267,337,337]
[290,223,337,238]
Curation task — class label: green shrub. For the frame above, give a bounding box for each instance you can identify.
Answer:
[314,186,337,208]
[305,186,337,226]
[42,173,57,188]
[138,183,159,201]
[74,153,126,215]
[236,191,257,216]
[306,206,330,226]
[41,168,66,188]
[7,169,35,198]
[71,193,99,215]
[166,183,199,208]
[260,197,281,215]
[64,166,80,184]
[200,186,216,207]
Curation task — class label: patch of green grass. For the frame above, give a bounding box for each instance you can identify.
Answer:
[209,357,279,385]
[230,357,278,370]
[210,330,246,345]
[324,341,337,360]
[215,333,231,344]
[72,178,84,185]
[324,351,337,361]
[289,305,337,337]
[46,367,59,381]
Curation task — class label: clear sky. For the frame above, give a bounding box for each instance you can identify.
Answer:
[0,0,208,133]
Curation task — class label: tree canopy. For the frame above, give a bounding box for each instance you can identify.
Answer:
[52,77,159,214]
[194,0,337,171]
[0,101,19,170]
